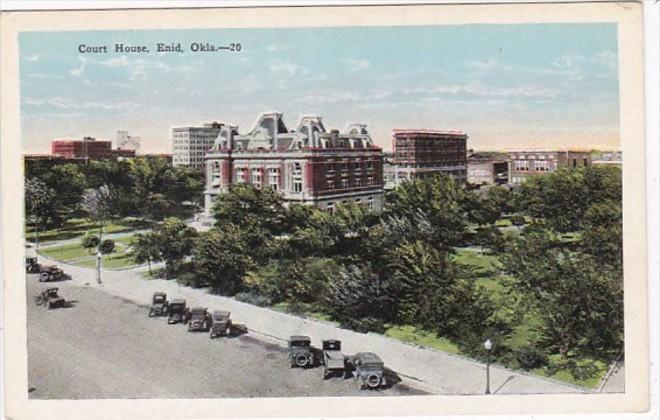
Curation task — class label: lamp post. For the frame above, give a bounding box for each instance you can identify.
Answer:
[484,338,493,394]
[96,251,102,284]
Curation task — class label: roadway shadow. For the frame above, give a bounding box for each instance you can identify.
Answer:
[492,375,516,394]
[59,300,79,309]
[227,323,248,338]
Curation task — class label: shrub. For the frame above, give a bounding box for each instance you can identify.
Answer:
[340,317,386,334]
[234,292,272,307]
[515,347,549,370]
[82,235,99,252]
[100,239,115,254]
[176,272,206,288]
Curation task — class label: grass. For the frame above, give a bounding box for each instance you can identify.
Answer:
[271,302,334,323]
[385,325,461,355]
[39,238,138,270]
[26,217,149,243]
[453,248,503,277]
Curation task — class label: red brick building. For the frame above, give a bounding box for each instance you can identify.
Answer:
[51,137,136,160]
[508,149,591,184]
[204,112,384,215]
[391,129,468,185]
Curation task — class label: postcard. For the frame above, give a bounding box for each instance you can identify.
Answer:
[0,1,650,419]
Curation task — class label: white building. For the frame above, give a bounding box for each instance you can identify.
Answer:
[172,122,224,169]
[116,130,140,151]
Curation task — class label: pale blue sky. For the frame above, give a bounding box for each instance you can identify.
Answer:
[20,24,619,153]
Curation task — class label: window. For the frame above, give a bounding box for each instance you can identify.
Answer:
[514,160,529,171]
[572,158,577,168]
[534,160,550,172]
[236,168,246,184]
[327,180,335,190]
[252,168,262,189]
[583,158,588,166]
[268,168,280,190]
[341,179,349,188]
[367,176,374,185]
[355,178,362,187]
[292,162,303,193]
[327,202,334,214]
[367,197,374,211]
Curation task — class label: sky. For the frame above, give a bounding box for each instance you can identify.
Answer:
[20,24,619,153]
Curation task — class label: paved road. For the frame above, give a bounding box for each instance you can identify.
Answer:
[27,275,422,399]
[28,250,589,396]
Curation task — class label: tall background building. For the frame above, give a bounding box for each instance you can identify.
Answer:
[172,122,224,169]
[391,129,468,186]
[116,130,141,151]
[203,112,384,216]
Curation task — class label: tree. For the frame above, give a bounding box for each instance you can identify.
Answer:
[81,185,115,247]
[212,184,286,236]
[324,263,392,333]
[385,175,471,255]
[25,178,57,248]
[82,235,99,254]
[151,217,197,276]
[133,232,162,275]
[193,226,255,294]
[580,201,622,271]
[502,225,623,358]
[510,214,526,231]
[100,239,115,254]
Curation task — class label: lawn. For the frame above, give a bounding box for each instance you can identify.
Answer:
[39,239,138,270]
[452,248,502,277]
[385,325,461,355]
[26,217,149,243]
[271,302,334,323]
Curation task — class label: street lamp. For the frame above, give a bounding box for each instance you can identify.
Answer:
[484,338,493,394]
[96,251,103,284]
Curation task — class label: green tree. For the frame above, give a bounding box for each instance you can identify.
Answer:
[580,201,622,271]
[502,225,623,358]
[82,235,99,254]
[193,226,255,294]
[152,217,197,276]
[133,232,162,275]
[385,175,471,254]
[25,177,57,244]
[212,184,286,236]
[81,185,115,248]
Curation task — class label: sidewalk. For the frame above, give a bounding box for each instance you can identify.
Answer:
[29,249,584,395]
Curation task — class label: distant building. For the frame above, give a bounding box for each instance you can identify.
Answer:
[203,112,384,216]
[508,150,591,184]
[591,150,622,166]
[172,122,224,169]
[391,129,467,186]
[467,151,510,186]
[116,130,141,151]
[50,137,135,160]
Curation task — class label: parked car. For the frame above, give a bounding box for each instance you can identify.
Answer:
[39,265,65,282]
[350,352,387,389]
[167,299,189,324]
[209,310,232,338]
[187,307,211,332]
[321,339,346,379]
[25,257,41,273]
[34,287,66,309]
[288,335,314,368]
[148,292,169,317]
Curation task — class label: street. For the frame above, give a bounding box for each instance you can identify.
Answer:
[26,274,423,399]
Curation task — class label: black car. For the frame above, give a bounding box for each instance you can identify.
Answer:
[25,257,41,273]
[288,335,314,368]
[187,307,211,332]
[167,298,189,324]
[148,292,169,317]
[350,352,387,389]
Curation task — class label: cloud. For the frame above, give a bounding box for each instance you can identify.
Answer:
[27,73,62,79]
[69,57,90,83]
[266,44,288,52]
[97,55,197,81]
[268,61,308,77]
[404,82,561,99]
[24,54,41,62]
[343,58,370,72]
[551,52,586,69]
[464,59,512,72]
[23,96,140,111]
[297,91,361,104]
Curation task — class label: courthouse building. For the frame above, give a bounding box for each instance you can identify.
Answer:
[390,129,468,186]
[508,149,592,184]
[203,112,384,215]
[172,122,224,169]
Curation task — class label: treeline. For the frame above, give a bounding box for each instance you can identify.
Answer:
[25,157,204,227]
[132,165,623,378]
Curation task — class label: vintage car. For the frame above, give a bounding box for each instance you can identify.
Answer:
[34,287,66,309]
[148,292,169,317]
[39,265,65,282]
[25,257,41,273]
[167,298,189,324]
[321,339,346,379]
[288,335,314,368]
[209,310,232,338]
[350,352,387,389]
[187,307,211,332]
